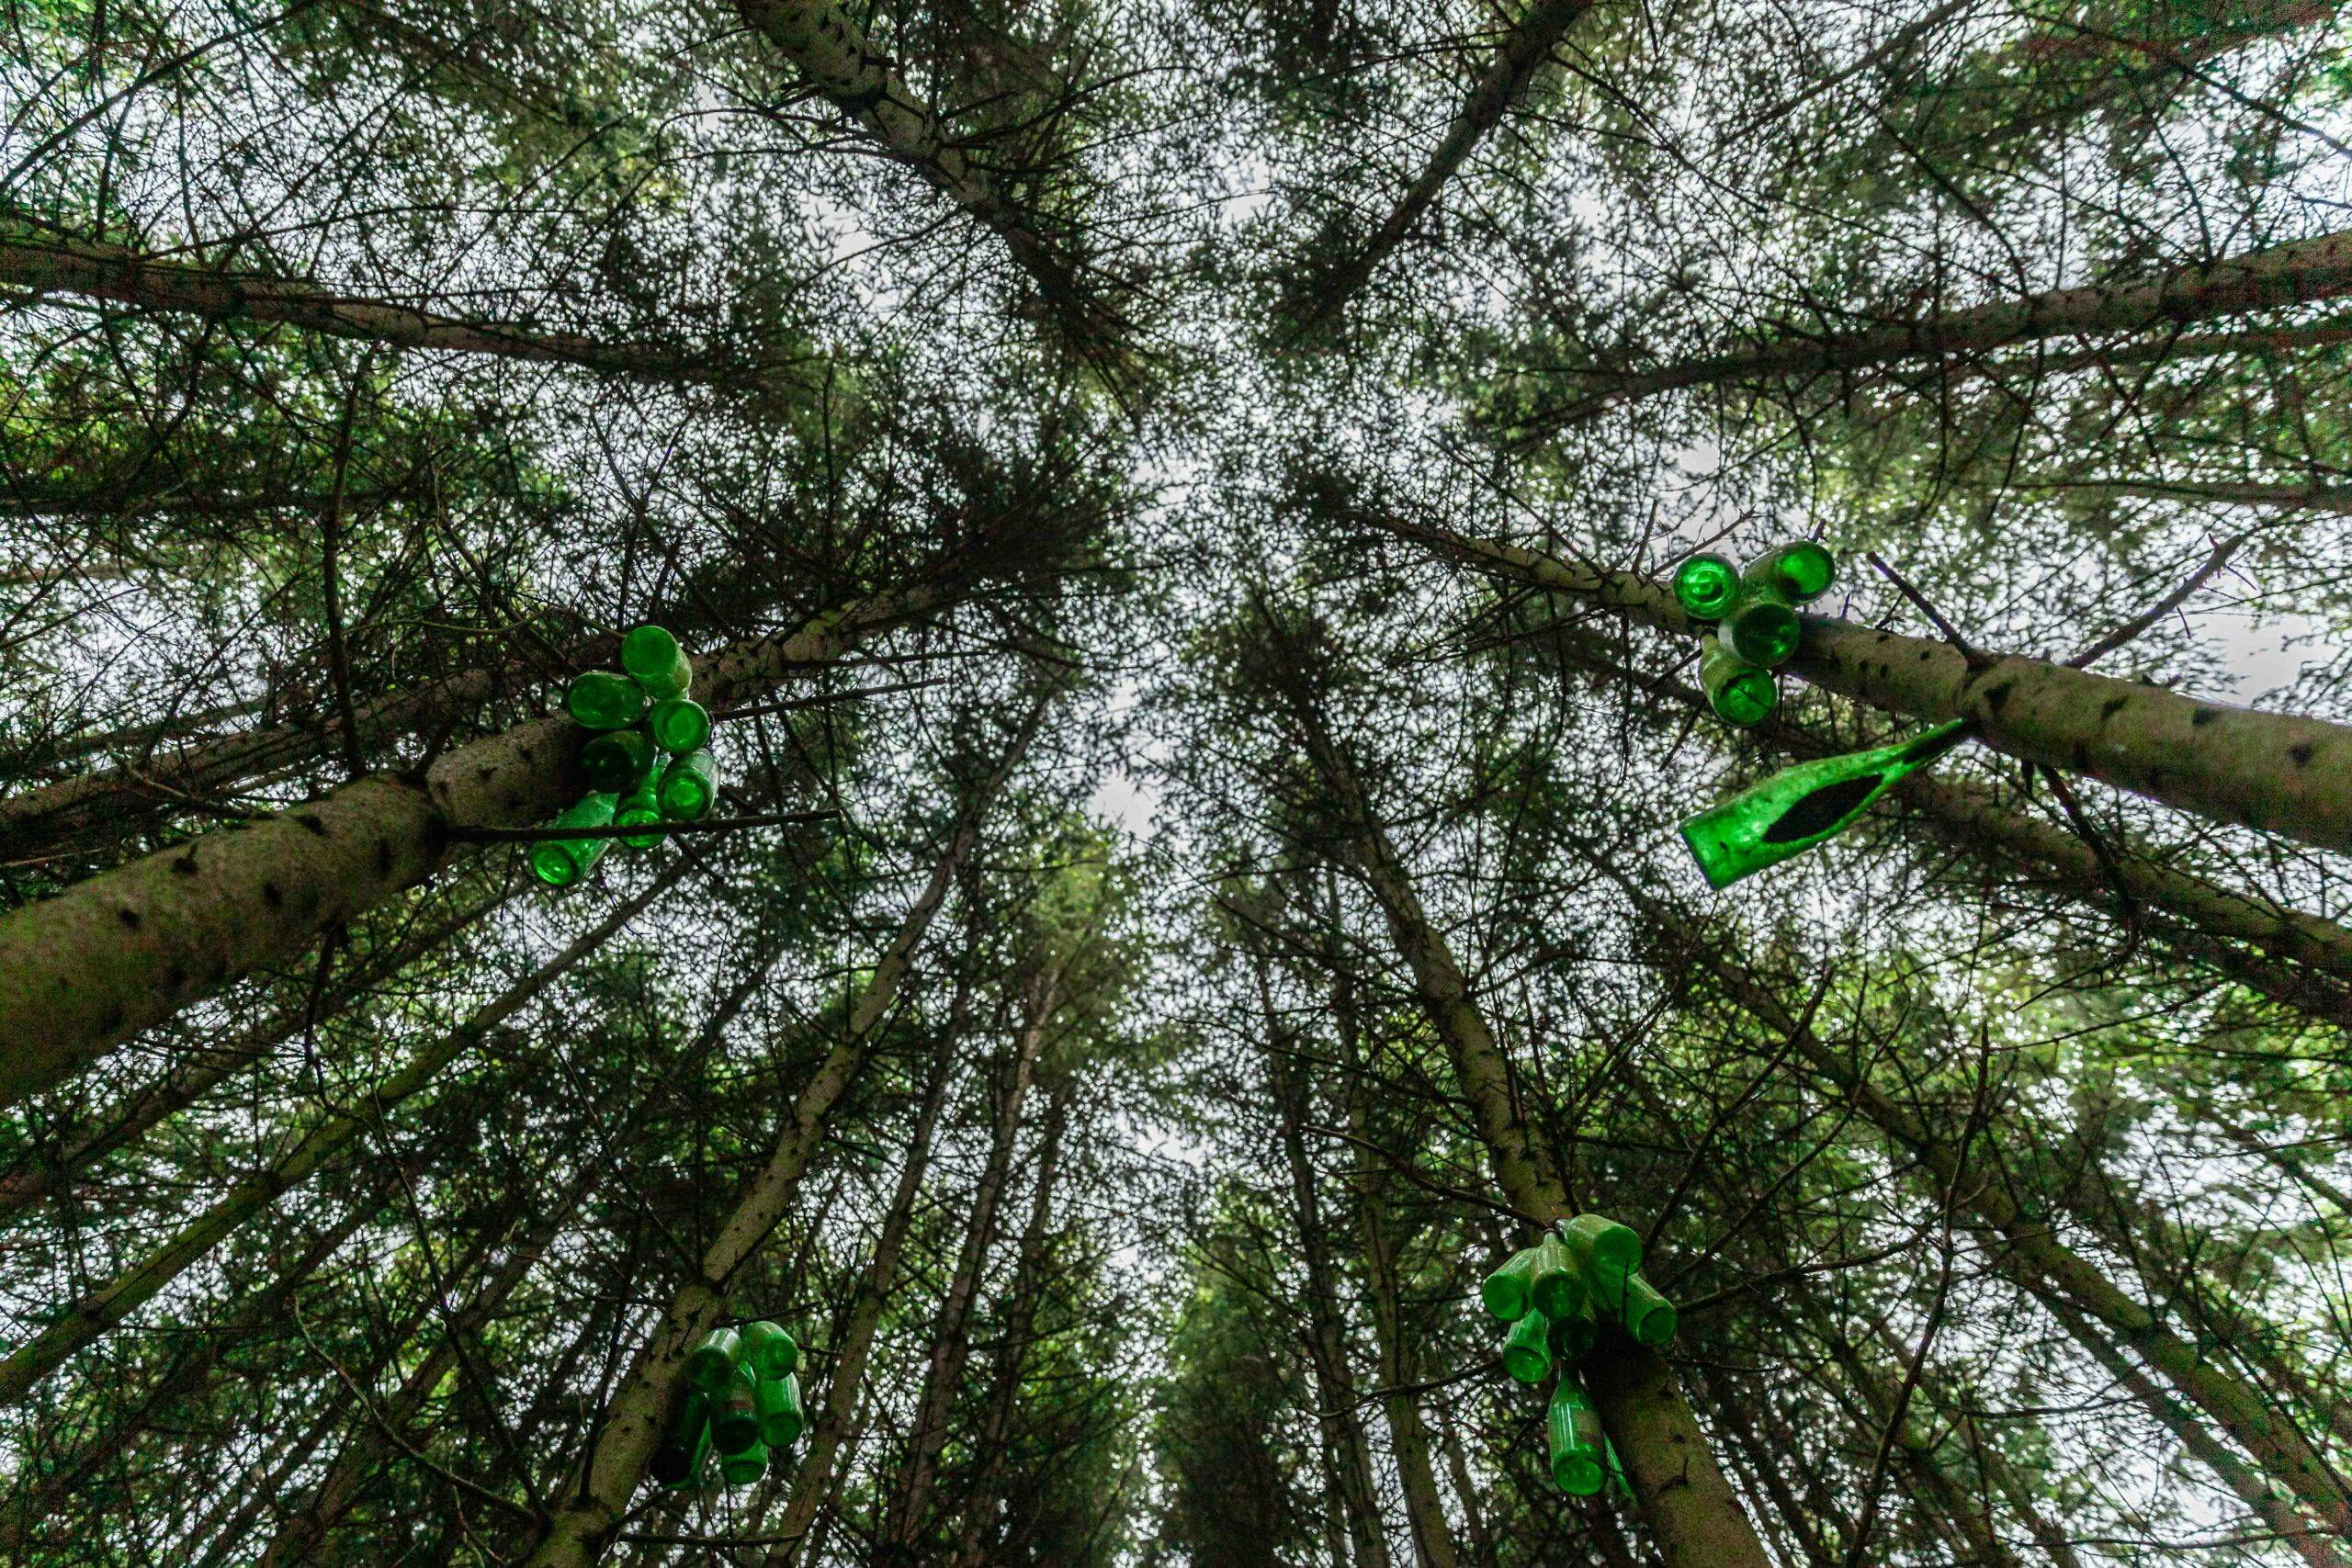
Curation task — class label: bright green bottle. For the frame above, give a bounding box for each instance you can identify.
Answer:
[1561,1214,1641,1274]
[649,695,712,754]
[1679,719,1972,888]
[1501,1307,1554,1385]
[1481,1246,1543,1323]
[756,1371,805,1448]
[1721,580,1802,667]
[529,793,616,888]
[1527,1234,1582,1320]
[650,1389,711,1486]
[1671,553,1738,619]
[1700,634,1777,727]
[622,624,694,699]
[1618,1274,1678,1347]
[581,727,656,795]
[740,1320,798,1379]
[660,750,718,822]
[685,1326,741,1393]
[1548,1377,1606,1496]
[616,783,662,848]
[566,670,646,731]
[719,1438,769,1487]
[712,1368,761,1455]
[1748,540,1835,603]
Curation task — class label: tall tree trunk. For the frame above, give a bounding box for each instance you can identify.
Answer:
[1269,658,1771,1568]
[1624,880,2352,1539]
[522,703,1039,1567]
[1379,513,2352,857]
[0,865,682,1405]
[1298,0,1593,326]
[0,579,952,1104]
[879,960,1064,1560]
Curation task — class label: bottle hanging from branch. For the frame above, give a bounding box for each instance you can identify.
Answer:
[1679,719,1973,887]
[622,624,694,700]
[529,793,617,887]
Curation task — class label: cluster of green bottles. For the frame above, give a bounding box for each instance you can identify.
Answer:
[1669,540,1838,727]
[1482,1215,1677,1497]
[651,1320,806,1489]
[533,625,723,887]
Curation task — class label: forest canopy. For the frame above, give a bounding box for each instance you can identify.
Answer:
[1,0,2349,1563]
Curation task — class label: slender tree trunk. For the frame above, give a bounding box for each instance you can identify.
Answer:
[880,963,1063,1560]
[1270,660,1771,1568]
[763,1009,963,1566]
[0,866,681,1405]
[1379,513,2352,858]
[1531,229,2352,424]
[0,221,786,384]
[2016,477,2352,515]
[1626,883,2352,1538]
[0,579,951,1104]
[1299,0,1593,326]
[522,705,1039,1567]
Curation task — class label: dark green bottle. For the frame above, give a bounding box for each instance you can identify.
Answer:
[1679,719,1972,888]
[1501,1307,1554,1385]
[622,624,693,700]
[1528,1234,1582,1320]
[660,750,718,822]
[740,1320,798,1379]
[650,1389,711,1486]
[616,783,662,848]
[756,1371,805,1448]
[719,1438,769,1487]
[529,793,616,888]
[1481,1246,1543,1323]
[1671,553,1739,619]
[712,1367,761,1455]
[649,695,711,754]
[1721,581,1802,668]
[1748,540,1835,603]
[685,1326,741,1393]
[1547,1299,1598,1364]
[1700,634,1777,727]
[582,727,657,795]
[1548,1377,1606,1497]
[1561,1214,1641,1274]
[566,670,647,731]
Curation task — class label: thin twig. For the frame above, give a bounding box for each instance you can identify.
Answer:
[1866,550,1984,664]
[455,808,842,843]
[2066,531,2247,668]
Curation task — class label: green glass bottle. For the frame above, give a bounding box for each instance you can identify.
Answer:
[1561,1214,1641,1274]
[1679,719,1972,888]
[712,1367,761,1455]
[1547,1299,1598,1364]
[648,695,712,755]
[581,727,656,795]
[1749,540,1835,603]
[1501,1306,1554,1385]
[756,1371,805,1448]
[566,670,647,731]
[719,1438,769,1487]
[616,783,663,848]
[740,1320,798,1379]
[1700,634,1777,727]
[1671,553,1739,619]
[650,1389,712,1486]
[1619,1275,1678,1347]
[1527,1234,1582,1320]
[1481,1246,1544,1323]
[659,749,718,822]
[528,792,616,888]
[1547,1376,1607,1497]
[685,1326,741,1393]
[1721,581,1802,668]
[622,624,694,699]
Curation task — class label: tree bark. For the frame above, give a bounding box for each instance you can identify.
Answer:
[1386,515,2352,859]
[1298,0,1593,327]
[0,865,681,1405]
[1272,662,1771,1568]
[0,221,795,385]
[520,705,1038,1567]
[0,580,948,1105]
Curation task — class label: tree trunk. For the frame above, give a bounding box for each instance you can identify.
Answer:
[1389,515,2352,859]
[1273,667,1771,1568]
[521,705,1038,1567]
[0,579,949,1104]
[1431,1398,1499,1568]
[879,960,1063,1559]
[0,865,681,1405]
